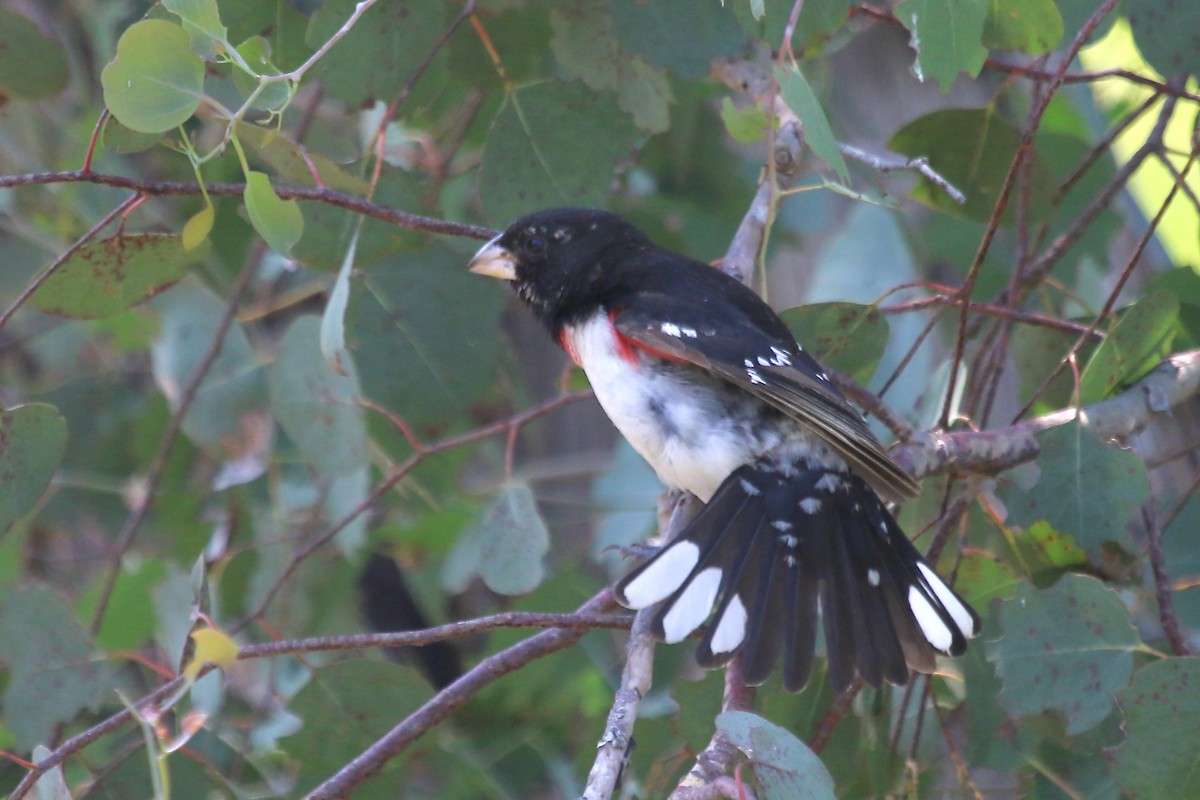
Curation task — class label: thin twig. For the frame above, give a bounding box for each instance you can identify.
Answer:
[305,590,617,799]
[0,170,497,241]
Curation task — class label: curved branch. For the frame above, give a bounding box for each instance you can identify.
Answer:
[0,170,496,241]
[893,349,1200,479]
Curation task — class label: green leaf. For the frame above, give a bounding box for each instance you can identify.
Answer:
[1011,520,1088,583]
[306,0,446,108]
[1078,291,1179,403]
[99,115,163,155]
[478,81,637,225]
[281,661,430,797]
[889,108,1057,223]
[0,9,68,99]
[78,560,167,653]
[162,0,229,56]
[720,97,770,144]
[0,404,67,534]
[182,204,215,250]
[350,245,502,428]
[550,4,674,134]
[609,0,747,79]
[1125,0,1200,81]
[269,316,368,478]
[100,19,205,134]
[986,575,1140,734]
[982,0,1063,54]
[1001,420,1148,560]
[243,170,303,256]
[235,122,370,195]
[1114,658,1200,800]
[0,584,112,750]
[232,36,292,112]
[734,0,852,52]
[716,711,837,800]
[30,233,193,319]
[778,302,889,386]
[774,65,849,182]
[444,484,550,596]
[149,276,268,451]
[894,0,988,91]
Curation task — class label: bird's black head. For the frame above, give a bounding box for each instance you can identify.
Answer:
[468,208,650,331]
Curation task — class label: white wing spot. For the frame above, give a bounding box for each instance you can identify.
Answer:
[739,478,761,496]
[799,497,822,514]
[770,346,792,366]
[746,368,767,385]
[619,541,699,608]
[879,520,888,533]
[908,585,954,652]
[679,326,698,338]
[744,359,755,368]
[785,555,798,567]
[817,371,830,382]
[757,356,771,366]
[780,534,799,548]
[661,322,682,337]
[918,562,978,638]
[815,473,844,492]
[662,567,723,644]
[867,568,881,586]
[709,594,747,654]
[771,519,793,532]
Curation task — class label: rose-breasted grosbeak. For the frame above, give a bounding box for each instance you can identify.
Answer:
[468,208,978,691]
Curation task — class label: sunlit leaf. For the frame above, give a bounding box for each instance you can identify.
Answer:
[184,627,239,680]
[0,404,67,534]
[986,575,1139,734]
[101,19,204,133]
[244,170,303,256]
[182,204,214,251]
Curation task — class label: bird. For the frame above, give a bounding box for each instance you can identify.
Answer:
[467,207,979,691]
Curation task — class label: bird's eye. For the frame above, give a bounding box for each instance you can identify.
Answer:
[526,237,547,256]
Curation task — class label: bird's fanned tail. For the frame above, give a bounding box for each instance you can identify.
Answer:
[614,464,980,692]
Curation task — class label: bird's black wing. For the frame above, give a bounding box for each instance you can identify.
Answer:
[611,292,919,504]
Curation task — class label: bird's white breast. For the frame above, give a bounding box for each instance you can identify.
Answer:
[563,313,771,502]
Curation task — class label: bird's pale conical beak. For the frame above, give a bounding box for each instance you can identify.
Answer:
[467,234,518,281]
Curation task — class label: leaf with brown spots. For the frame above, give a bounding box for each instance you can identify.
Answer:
[31,232,195,319]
